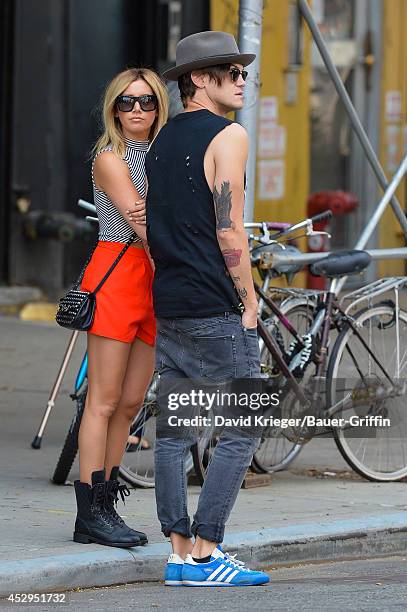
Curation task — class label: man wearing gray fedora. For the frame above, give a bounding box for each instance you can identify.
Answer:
[141,30,269,587]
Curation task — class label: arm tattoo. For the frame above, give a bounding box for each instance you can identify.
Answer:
[230,273,247,299]
[214,181,235,231]
[222,248,242,268]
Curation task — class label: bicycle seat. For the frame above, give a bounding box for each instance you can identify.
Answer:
[309,249,372,278]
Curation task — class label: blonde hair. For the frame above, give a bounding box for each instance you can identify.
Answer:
[93,67,169,158]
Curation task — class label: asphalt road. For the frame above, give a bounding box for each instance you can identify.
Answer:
[1,556,407,612]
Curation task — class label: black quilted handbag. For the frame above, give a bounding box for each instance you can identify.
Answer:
[56,233,137,331]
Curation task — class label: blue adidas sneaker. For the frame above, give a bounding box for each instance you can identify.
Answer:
[182,546,270,587]
[164,553,184,586]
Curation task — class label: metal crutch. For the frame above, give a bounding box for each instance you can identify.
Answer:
[32,199,97,449]
[31,330,80,449]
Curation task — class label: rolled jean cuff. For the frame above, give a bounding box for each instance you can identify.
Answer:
[162,516,193,539]
[191,521,224,544]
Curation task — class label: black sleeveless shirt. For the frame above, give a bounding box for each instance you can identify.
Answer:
[145,109,241,318]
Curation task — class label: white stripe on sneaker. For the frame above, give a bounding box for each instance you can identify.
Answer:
[183,580,234,586]
[207,564,225,581]
[217,567,233,582]
[225,569,239,583]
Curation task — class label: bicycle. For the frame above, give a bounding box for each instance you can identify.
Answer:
[192,214,407,483]
[252,248,407,482]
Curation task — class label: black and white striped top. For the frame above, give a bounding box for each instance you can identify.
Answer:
[92,137,149,243]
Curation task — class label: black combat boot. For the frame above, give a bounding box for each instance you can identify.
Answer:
[105,466,148,545]
[73,468,142,547]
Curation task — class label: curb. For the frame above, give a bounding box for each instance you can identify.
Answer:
[19,302,58,322]
[0,287,43,316]
[1,513,407,595]
[0,286,58,321]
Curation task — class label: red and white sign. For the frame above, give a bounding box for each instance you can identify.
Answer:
[259,96,278,123]
[385,91,402,122]
[258,123,286,158]
[258,160,285,200]
[386,125,400,172]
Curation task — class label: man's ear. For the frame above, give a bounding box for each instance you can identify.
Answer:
[190,70,206,89]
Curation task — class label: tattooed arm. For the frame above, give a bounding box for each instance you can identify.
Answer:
[211,123,258,328]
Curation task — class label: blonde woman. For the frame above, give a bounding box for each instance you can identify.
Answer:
[73,68,168,548]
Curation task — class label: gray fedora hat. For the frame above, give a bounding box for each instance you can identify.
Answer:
[162,31,256,81]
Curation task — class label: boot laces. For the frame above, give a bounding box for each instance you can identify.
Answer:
[108,481,130,507]
[106,481,131,525]
[91,483,115,527]
[116,483,131,505]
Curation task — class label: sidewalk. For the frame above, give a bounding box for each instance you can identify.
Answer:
[1,316,407,595]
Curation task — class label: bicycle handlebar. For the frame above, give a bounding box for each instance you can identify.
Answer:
[310,210,333,224]
[265,222,291,231]
[78,199,96,213]
[267,209,332,240]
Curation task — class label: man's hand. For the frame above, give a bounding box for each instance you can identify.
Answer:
[126,199,146,224]
[242,307,258,330]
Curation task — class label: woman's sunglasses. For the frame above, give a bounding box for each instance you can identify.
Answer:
[115,94,158,112]
[229,67,248,82]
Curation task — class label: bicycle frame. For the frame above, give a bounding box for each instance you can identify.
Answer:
[255,282,307,350]
[256,317,308,405]
[257,273,401,430]
[74,352,88,394]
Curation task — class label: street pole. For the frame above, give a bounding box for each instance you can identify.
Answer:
[236,0,264,222]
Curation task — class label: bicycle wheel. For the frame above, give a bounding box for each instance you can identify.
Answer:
[253,299,315,473]
[191,408,217,485]
[52,385,87,484]
[119,373,194,488]
[327,303,407,481]
[119,403,157,488]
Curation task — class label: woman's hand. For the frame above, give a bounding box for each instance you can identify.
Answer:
[93,151,147,240]
[142,240,155,273]
[126,200,146,224]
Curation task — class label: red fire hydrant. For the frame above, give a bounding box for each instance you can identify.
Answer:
[307,191,358,289]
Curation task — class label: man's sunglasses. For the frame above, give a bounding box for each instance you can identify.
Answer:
[229,67,248,82]
[115,94,158,112]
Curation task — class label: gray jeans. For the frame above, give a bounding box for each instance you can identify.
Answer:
[154,312,261,543]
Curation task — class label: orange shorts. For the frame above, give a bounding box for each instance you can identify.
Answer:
[81,241,156,345]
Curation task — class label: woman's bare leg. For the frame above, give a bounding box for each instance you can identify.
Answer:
[104,338,155,478]
[78,334,131,484]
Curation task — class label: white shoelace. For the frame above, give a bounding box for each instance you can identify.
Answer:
[224,552,250,570]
